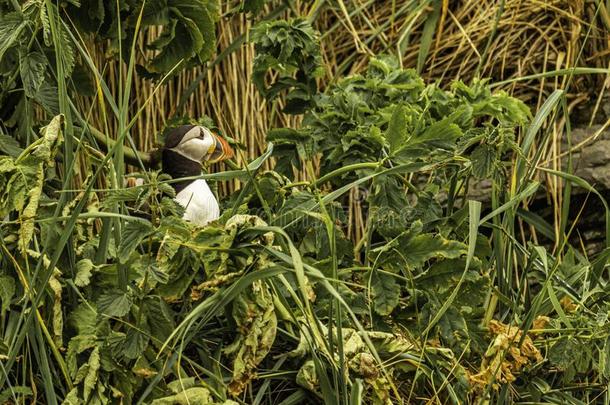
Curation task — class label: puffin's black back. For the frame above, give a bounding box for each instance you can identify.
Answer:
[162,125,203,194]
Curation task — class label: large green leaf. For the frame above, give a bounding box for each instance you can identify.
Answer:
[0,134,22,157]
[74,259,94,287]
[0,13,27,61]
[123,328,150,359]
[117,221,153,262]
[386,104,409,154]
[370,270,401,316]
[403,234,466,268]
[19,51,47,97]
[97,289,133,318]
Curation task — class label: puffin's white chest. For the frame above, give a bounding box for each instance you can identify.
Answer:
[174,179,220,226]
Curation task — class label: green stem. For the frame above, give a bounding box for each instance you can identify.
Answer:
[313,162,381,187]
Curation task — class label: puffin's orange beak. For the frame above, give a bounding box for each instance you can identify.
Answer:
[207,133,234,163]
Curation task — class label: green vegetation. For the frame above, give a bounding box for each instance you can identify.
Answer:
[1,1,610,404]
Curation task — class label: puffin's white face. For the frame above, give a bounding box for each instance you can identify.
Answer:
[170,126,215,163]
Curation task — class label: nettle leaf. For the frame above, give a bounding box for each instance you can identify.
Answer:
[117,221,153,262]
[124,327,150,359]
[0,116,64,251]
[386,104,409,154]
[0,387,33,404]
[97,289,133,318]
[68,303,97,336]
[58,23,76,78]
[150,387,216,405]
[35,114,64,160]
[19,51,47,98]
[34,81,60,115]
[0,134,22,157]
[600,336,610,379]
[0,13,28,60]
[403,234,466,268]
[83,346,100,402]
[144,296,175,342]
[408,116,462,149]
[241,0,268,14]
[370,270,401,316]
[470,144,495,179]
[48,270,64,346]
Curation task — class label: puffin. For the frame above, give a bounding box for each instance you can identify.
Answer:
[161,125,234,226]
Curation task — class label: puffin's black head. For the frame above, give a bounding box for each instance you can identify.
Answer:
[161,125,234,192]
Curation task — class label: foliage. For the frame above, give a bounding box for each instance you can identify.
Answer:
[68,0,220,75]
[251,17,324,114]
[1,4,610,403]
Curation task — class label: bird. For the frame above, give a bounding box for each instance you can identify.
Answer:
[160,125,234,226]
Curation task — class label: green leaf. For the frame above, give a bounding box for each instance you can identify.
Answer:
[61,388,79,405]
[124,328,149,359]
[143,0,219,75]
[97,289,132,318]
[74,259,94,287]
[0,386,33,403]
[409,117,462,148]
[417,0,441,73]
[240,0,267,13]
[370,270,401,316]
[15,115,64,252]
[0,13,28,61]
[470,144,495,179]
[19,51,47,98]
[403,234,466,268]
[386,104,408,154]
[117,221,153,262]
[0,134,22,157]
[34,82,60,115]
[601,337,610,379]
[150,387,214,405]
[58,22,76,78]
[68,303,97,336]
[83,347,100,402]
[144,296,175,341]
[225,280,277,396]
[0,275,16,316]
[549,336,579,371]
[251,18,322,113]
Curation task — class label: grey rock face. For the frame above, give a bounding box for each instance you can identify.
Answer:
[570,125,610,190]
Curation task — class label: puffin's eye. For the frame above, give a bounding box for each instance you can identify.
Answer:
[199,128,206,139]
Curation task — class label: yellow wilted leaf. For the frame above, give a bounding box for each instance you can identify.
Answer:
[470,320,542,391]
[15,115,63,253]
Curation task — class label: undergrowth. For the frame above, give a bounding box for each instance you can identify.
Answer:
[1,1,610,404]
